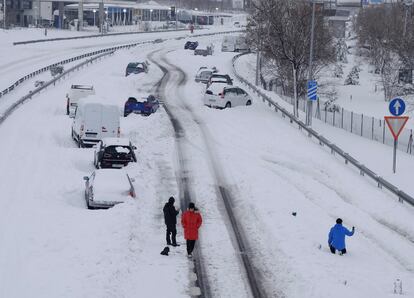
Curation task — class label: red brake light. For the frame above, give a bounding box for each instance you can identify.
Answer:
[129,191,135,198]
[220,92,224,99]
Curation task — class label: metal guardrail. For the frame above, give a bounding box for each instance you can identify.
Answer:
[0,51,114,126]
[13,28,190,45]
[1,29,244,101]
[231,52,414,207]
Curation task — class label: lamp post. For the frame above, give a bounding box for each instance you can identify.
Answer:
[123,9,126,25]
[176,9,179,30]
[306,0,316,126]
[403,0,413,37]
[194,8,198,26]
[3,0,6,28]
[93,9,96,27]
[150,9,153,22]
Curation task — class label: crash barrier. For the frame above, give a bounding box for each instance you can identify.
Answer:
[13,28,189,45]
[0,51,114,126]
[2,29,244,101]
[259,60,414,156]
[231,52,414,207]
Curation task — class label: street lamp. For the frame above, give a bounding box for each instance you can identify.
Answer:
[3,0,6,28]
[306,0,316,126]
[150,9,153,22]
[92,9,96,27]
[123,8,127,25]
[194,8,198,26]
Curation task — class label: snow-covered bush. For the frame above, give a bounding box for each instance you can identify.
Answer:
[336,39,348,63]
[344,66,360,85]
[334,64,344,78]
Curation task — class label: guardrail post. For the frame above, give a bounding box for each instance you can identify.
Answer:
[360,170,364,176]
[351,112,353,133]
[398,196,403,203]
[361,114,364,136]
[383,121,385,144]
[372,117,374,140]
[325,108,327,123]
[333,109,336,126]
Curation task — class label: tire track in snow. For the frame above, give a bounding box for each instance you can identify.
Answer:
[153,53,269,298]
[147,49,211,298]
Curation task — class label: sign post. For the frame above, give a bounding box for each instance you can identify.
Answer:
[385,97,409,173]
[306,80,317,126]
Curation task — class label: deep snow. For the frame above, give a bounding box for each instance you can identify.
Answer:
[0,28,412,298]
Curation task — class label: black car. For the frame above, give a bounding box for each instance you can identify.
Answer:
[184,41,199,50]
[207,74,233,87]
[94,138,137,169]
[125,62,148,76]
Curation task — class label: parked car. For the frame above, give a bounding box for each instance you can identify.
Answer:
[124,95,160,117]
[195,68,217,83]
[221,35,250,52]
[125,62,148,76]
[66,84,95,117]
[184,41,199,50]
[94,138,137,169]
[72,98,120,148]
[83,169,136,209]
[194,43,214,56]
[50,65,64,76]
[204,85,252,109]
[207,74,233,87]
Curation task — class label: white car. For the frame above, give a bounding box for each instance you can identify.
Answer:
[83,169,136,209]
[66,85,95,117]
[195,67,218,83]
[204,84,252,109]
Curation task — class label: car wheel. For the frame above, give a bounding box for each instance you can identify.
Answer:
[78,139,83,148]
[246,100,252,106]
[225,102,231,109]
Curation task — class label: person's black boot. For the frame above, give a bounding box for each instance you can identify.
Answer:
[172,243,180,247]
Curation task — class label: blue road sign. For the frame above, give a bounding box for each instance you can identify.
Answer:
[389,98,406,116]
[307,80,317,101]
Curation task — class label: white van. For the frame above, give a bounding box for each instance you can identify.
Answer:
[222,36,236,52]
[71,98,120,148]
[221,36,249,52]
[66,85,95,117]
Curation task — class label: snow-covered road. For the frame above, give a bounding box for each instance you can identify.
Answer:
[0,32,413,298]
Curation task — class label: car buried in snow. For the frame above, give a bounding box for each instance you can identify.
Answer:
[94,137,137,169]
[125,62,148,76]
[83,169,136,209]
[123,95,160,117]
[184,41,199,50]
[195,67,218,83]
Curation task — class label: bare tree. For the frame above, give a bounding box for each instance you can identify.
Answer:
[247,0,335,117]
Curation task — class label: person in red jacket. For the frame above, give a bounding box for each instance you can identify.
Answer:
[181,202,202,258]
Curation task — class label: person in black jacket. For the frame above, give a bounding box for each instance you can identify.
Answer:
[163,196,180,246]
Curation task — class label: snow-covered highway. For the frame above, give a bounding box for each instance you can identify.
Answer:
[0,32,413,298]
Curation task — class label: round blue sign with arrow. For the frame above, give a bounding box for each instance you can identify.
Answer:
[389,98,406,116]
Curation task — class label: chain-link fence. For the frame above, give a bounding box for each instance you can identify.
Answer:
[262,81,414,156]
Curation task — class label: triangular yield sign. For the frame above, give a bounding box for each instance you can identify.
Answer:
[384,116,409,140]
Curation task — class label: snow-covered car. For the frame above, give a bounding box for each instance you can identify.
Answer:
[184,41,198,50]
[123,95,160,116]
[194,43,214,56]
[94,138,137,169]
[323,100,340,112]
[125,62,148,76]
[83,169,136,209]
[206,73,233,87]
[195,67,218,83]
[66,84,95,117]
[204,85,252,109]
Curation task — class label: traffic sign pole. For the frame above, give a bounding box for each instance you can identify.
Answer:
[393,139,397,173]
[385,115,409,173]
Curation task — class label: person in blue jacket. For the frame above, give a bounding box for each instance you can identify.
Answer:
[328,218,355,255]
